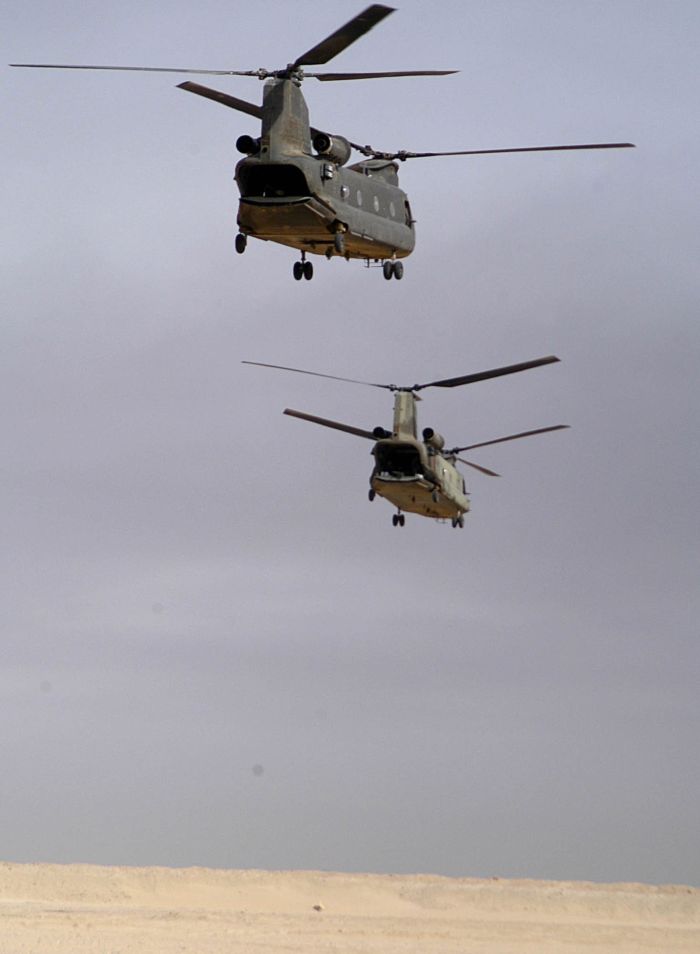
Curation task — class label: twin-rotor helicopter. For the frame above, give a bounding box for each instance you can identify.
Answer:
[12,4,634,281]
[245,355,568,527]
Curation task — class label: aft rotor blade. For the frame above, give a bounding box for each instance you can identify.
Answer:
[284,408,377,441]
[311,69,457,82]
[177,81,262,119]
[364,142,635,160]
[294,4,395,66]
[457,458,500,478]
[452,424,570,454]
[417,356,560,390]
[10,63,263,77]
[242,360,389,389]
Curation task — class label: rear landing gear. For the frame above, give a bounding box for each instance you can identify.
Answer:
[293,252,314,281]
[451,516,465,529]
[382,259,404,280]
[235,233,247,254]
[368,489,376,501]
[392,512,405,527]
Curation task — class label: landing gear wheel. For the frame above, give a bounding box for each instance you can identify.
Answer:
[382,260,403,280]
[334,232,345,255]
[303,260,314,280]
[293,261,304,281]
[398,513,405,526]
[392,514,399,527]
[235,233,247,254]
[368,489,376,502]
[458,515,464,529]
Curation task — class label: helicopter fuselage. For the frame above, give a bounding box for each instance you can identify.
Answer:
[370,437,470,520]
[234,77,415,260]
[236,155,415,260]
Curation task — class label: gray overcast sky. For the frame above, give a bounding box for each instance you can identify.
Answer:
[3,0,698,885]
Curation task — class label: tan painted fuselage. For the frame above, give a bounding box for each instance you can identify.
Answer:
[370,437,470,520]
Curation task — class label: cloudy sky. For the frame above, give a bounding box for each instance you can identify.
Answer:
[4,0,698,885]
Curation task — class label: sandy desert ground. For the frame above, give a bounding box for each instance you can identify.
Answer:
[0,862,697,954]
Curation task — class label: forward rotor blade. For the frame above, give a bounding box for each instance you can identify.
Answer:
[294,4,395,66]
[284,408,377,441]
[456,458,500,477]
[177,81,262,119]
[417,356,560,391]
[242,360,389,389]
[311,69,457,81]
[452,424,570,454]
[364,142,635,160]
[10,63,262,77]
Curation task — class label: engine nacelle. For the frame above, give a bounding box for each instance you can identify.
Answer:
[422,427,445,451]
[236,134,261,155]
[312,132,352,167]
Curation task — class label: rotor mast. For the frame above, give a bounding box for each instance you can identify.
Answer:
[260,78,312,158]
[392,389,419,439]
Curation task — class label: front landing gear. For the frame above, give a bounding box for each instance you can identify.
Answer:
[451,515,465,529]
[382,259,404,281]
[293,252,313,281]
[235,233,247,254]
[392,512,405,527]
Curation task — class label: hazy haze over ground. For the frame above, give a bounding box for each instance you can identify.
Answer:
[3,1,699,885]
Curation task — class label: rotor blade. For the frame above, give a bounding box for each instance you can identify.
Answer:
[293,4,395,67]
[452,424,570,454]
[361,142,635,160]
[456,458,500,477]
[284,408,377,441]
[10,63,263,76]
[242,360,389,389]
[177,81,262,119]
[417,355,560,390]
[311,69,457,81]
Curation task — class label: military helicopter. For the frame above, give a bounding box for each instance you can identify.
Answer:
[12,5,633,281]
[244,355,568,527]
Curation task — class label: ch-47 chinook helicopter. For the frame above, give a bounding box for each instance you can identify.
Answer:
[244,355,568,527]
[11,5,634,281]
